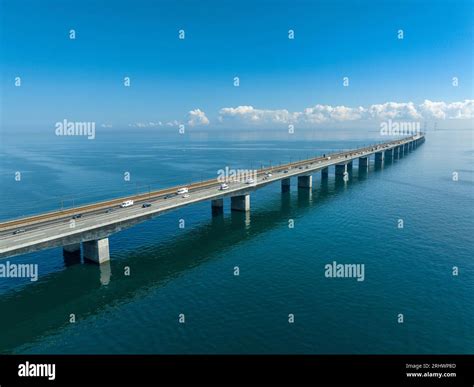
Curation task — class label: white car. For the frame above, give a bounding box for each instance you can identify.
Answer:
[245,178,255,184]
[177,187,189,195]
[266,173,272,177]
[120,199,134,208]
[182,194,190,198]
[219,183,229,190]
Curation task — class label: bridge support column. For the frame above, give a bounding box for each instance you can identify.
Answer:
[83,238,110,264]
[385,148,393,159]
[375,152,384,164]
[347,161,353,172]
[335,163,347,176]
[231,194,250,212]
[321,167,329,179]
[281,178,291,192]
[359,157,369,169]
[297,175,312,189]
[211,198,224,216]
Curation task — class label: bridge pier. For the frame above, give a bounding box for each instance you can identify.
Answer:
[395,146,400,159]
[297,175,312,189]
[359,157,369,169]
[385,148,394,160]
[231,194,250,212]
[211,198,224,216]
[335,163,348,176]
[281,178,291,192]
[347,161,353,172]
[83,238,110,264]
[321,167,329,179]
[375,151,384,164]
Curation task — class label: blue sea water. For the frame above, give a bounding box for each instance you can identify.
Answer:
[0,128,472,354]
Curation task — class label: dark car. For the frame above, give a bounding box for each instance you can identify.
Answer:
[72,214,82,219]
[164,194,174,199]
[13,228,26,235]
[105,208,113,213]
[142,203,152,208]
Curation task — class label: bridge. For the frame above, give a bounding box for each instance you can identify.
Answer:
[0,134,425,264]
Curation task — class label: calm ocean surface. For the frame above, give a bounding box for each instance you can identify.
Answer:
[0,128,472,354]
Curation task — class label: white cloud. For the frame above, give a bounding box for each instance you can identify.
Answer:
[187,109,210,126]
[218,106,295,124]
[299,104,366,123]
[165,120,180,127]
[419,99,474,120]
[366,102,421,120]
[128,101,472,130]
[219,104,367,125]
[218,100,473,127]
[129,120,179,128]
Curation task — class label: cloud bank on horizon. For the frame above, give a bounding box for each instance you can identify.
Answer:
[129,99,473,129]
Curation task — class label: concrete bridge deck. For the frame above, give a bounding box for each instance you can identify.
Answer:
[0,134,425,262]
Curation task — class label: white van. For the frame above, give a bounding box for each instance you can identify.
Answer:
[120,199,134,208]
[176,187,189,195]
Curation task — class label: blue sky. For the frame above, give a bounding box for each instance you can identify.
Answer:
[1,0,473,129]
